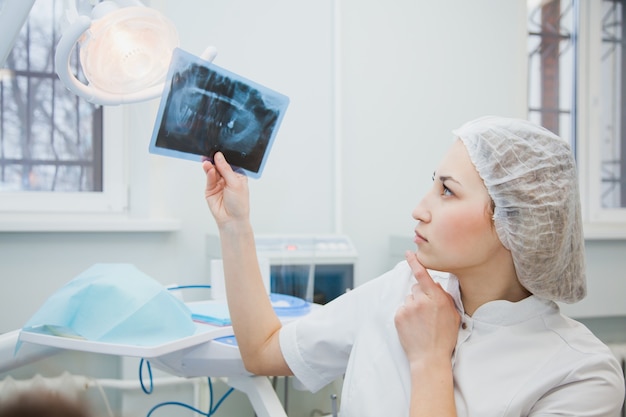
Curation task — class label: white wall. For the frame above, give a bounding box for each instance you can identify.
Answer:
[561,240,626,317]
[340,0,529,286]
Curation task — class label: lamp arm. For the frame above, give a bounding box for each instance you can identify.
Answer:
[54,15,107,104]
[0,0,36,66]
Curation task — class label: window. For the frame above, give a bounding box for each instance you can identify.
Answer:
[527,0,626,236]
[527,0,576,147]
[590,1,625,216]
[0,0,126,215]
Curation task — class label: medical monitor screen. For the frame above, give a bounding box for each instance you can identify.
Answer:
[149,48,290,179]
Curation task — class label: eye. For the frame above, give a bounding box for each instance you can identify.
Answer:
[433,173,455,197]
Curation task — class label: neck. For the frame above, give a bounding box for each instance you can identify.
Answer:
[460,278,531,316]
[454,253,531,316]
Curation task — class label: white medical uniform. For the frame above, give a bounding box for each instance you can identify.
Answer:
[279,261,625,417]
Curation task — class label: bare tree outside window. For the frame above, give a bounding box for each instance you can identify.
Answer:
[527,0,575,144]
[528,0,626,210]
[0,0,103,193]
[600,0,625,208]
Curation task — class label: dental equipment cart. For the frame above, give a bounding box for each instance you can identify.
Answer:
[0,305,289,417]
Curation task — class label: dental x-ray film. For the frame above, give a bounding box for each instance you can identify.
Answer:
[149,48,290,178]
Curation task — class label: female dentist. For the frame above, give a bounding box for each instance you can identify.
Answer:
[202,116,625,416]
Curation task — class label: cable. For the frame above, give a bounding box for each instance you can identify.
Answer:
[208,378,214,413]
[146,401,203,417]
[139,358,153,394]
[137,358,234,416]
[210,384,235,414]
[144,386,235,417]
[166,285,212,291]
[89,378,116,417]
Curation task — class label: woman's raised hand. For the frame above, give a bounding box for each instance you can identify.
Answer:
[395,250,461,364]
[203,152,250,228]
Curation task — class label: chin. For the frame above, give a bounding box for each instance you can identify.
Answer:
[413,251,435,270]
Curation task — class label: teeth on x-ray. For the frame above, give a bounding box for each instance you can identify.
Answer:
[149,48,290,179]
[165,86,260,154]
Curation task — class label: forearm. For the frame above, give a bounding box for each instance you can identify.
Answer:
[218,219,291,375]
[408,357,457,417]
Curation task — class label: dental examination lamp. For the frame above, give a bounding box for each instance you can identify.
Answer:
[56,0,218,105]
[0,0,217,106]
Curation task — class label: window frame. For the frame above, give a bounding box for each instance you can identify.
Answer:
[578,0,626,237]
[527,0,626,238]
[0,101,180,232]
[0,106,127,215]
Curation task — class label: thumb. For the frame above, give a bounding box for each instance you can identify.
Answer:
[212,152,242,183]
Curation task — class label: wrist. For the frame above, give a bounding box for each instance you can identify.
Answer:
[219,219,254,236]
[409,354,453,377]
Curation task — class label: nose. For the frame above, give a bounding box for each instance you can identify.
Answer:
[412,193,432,223]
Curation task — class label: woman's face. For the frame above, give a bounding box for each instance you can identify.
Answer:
[412,139,504,275]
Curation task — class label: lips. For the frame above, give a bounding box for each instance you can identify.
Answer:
[414,231,428,243]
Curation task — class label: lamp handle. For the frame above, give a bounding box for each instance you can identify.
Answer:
[55,15,127,105]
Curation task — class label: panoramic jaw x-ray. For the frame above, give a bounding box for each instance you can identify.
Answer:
[150,48,290,178]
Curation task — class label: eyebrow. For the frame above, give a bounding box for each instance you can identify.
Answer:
[432,171,462,186]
